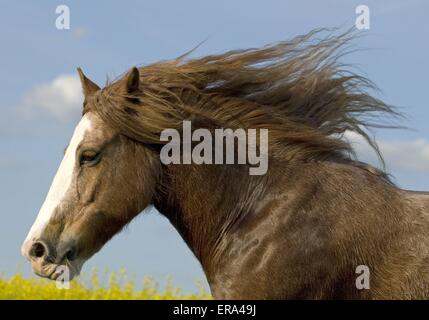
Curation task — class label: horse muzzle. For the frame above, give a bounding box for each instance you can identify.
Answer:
[21,239,82,281]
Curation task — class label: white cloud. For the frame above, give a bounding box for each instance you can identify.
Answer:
[344,131,429,172]
[22,75,82,120]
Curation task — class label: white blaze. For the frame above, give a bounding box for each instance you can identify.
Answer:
[23,115,92,245]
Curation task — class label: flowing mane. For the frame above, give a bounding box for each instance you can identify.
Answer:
[85,29,399,165]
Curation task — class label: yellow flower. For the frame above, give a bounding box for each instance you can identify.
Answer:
[0,270,211,300]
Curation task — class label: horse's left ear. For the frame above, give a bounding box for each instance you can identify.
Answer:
[77,67,100,96]
[120,67,140,94]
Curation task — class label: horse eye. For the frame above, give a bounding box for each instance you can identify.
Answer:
[79,151,100,166]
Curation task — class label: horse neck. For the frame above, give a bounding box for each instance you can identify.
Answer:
[153,163,274,273]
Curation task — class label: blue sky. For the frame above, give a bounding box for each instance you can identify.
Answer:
[0,0,428,292]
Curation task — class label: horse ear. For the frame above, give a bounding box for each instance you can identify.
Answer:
[120,67,140,94]
[77,67,100,96]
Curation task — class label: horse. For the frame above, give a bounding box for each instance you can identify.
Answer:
[21,30,429,299]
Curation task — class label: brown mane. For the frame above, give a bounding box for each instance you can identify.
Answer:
[86,29,399,165]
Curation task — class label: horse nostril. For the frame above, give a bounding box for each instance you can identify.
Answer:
[29,241,48,259]
[65,247,77,261]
